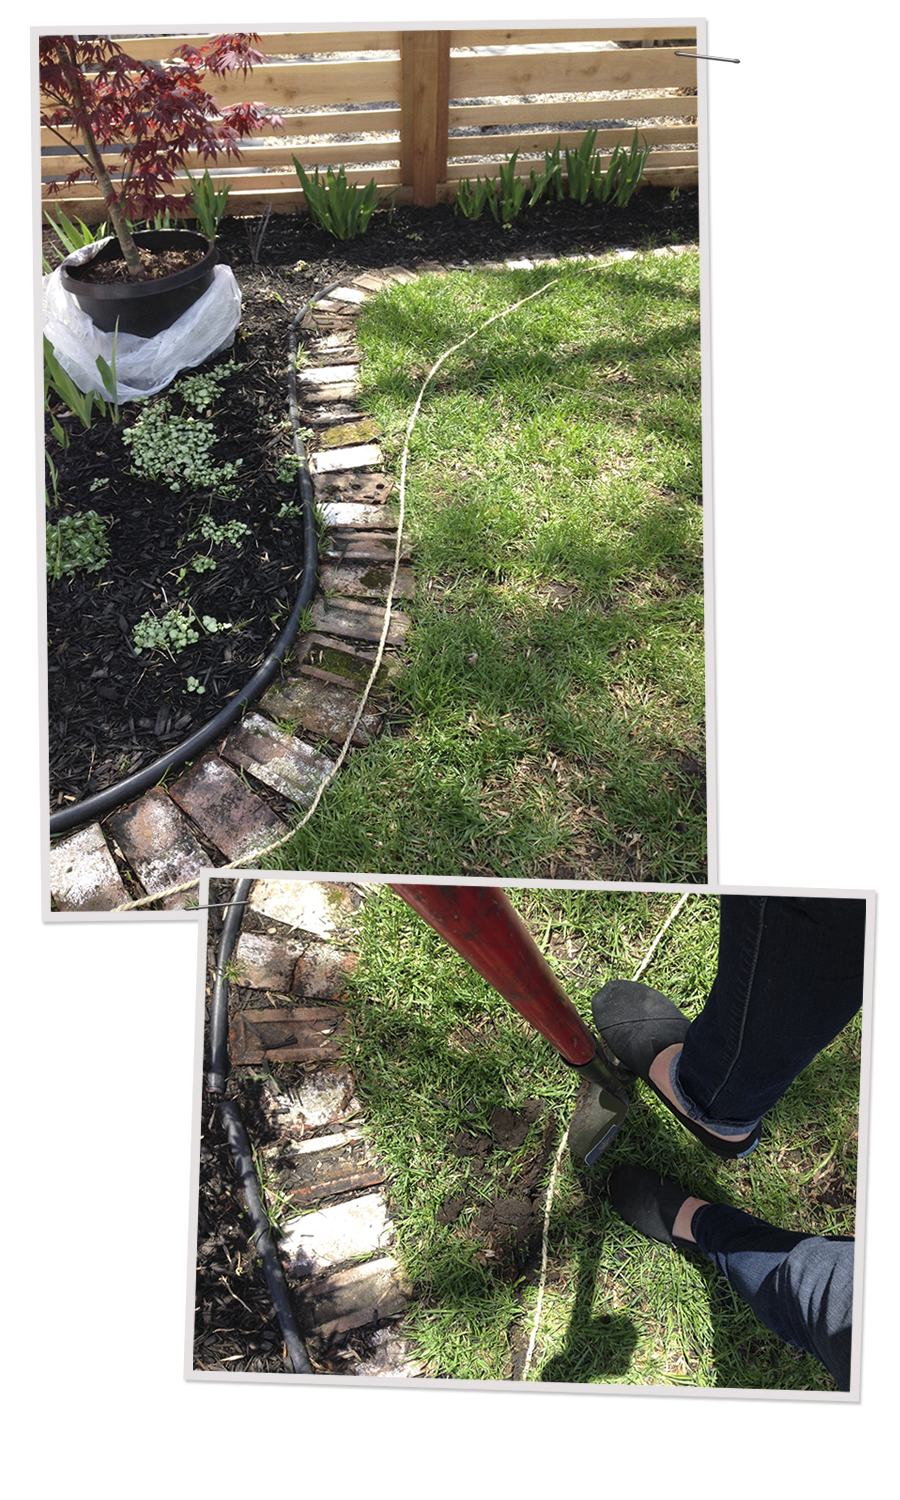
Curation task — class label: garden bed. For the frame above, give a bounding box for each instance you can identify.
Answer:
[45,186,699,817]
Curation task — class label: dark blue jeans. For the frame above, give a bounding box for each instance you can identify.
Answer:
[671,895,866,1136]
[692,1203,854,1390]
[676,895,864,1390]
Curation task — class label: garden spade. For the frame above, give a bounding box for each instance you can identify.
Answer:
[389,884,630,1164]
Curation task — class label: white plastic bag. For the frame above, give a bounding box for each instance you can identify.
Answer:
[42,245,243,402]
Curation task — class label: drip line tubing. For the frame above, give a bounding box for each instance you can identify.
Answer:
[49,279,354,839]
[206,877,313,1375]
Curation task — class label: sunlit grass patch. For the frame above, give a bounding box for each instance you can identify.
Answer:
[275,251,705,881]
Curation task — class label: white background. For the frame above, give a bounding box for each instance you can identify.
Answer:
[7,3,894,1492]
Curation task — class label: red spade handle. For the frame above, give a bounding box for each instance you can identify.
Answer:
[389,884,596,1066]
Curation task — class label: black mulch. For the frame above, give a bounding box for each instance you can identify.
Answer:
[45,187,699,815]
[194,1096,294,1374]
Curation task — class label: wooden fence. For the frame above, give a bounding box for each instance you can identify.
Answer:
[39,26,699,222]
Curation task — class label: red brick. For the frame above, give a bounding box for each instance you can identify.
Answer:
[106,789,206,908]
[220,713,334,807]
[167,755,286,860]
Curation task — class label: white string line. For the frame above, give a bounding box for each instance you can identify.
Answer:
[112,275,558,912]
[521,889,692,1379]
[632,891,691,981]
[521,1124,570,1379]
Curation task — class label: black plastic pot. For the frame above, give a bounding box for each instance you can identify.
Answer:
[59,228,217,337]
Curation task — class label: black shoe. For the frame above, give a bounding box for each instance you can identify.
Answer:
[591,980,761,1161]
[607,1165,699,1250]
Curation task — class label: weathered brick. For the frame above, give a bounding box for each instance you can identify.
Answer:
[281,1192,392,1277]
[297,362,360,386]
[249,879,359,939]
[311,442,383,474]
[352,271,398,292]
[287,1064,361,1132]
[294,1257,408,1337]
[310,595,410,645]
[220,713,334,807]
[229,1004,347,1064]
[329,285,369,304]
[321,531,411,564]
[167,755,285,860]
[293,941,359,998]
[232,930,304,991]
[294,633,401,695]
[316,418,380,449]
[319,560,415,600]
[317,501,399,529]
[303,401,367,428]
[266,1128,384,1209]
[306,347,361,368]
[106,789,206,908]
[298,380,361,402]
[258,674,381,746]
[49,823,128,912]
[313,469,393,505]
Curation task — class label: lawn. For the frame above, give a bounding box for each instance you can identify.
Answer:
[338,885,859,1389]
[271,249,705,884]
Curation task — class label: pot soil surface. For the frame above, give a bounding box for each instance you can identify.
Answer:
[71,244,209,283]
[45,187,699,816]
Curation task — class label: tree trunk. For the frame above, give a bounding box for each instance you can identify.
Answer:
[56,43,145,279]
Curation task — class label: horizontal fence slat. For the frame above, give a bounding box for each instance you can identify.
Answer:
[43,50,696,113]
[449,47,697,98]
[41,94,695,155]
[41,109,404,151]
[41,58,404,113]
[250,107,402,137]
[42,27,696,60]
[43,138,401,180]
[449,27,697,47]
[190,58,401,110]
[42,166,403,212]
[42,129,693,192]
[448,96,696,128]
[55,31,404,61]
[42,96,697,151]
[445,149,698,182]
[446,125,697,157]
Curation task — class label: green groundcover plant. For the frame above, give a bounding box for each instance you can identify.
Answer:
[46,509,111,580]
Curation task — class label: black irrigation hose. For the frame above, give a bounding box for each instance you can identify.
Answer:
[49,278,354,840]
[206,877,313,1375]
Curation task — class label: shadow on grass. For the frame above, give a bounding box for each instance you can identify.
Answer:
[535,1231,639,1384]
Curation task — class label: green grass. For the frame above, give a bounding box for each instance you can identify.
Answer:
[270,252,705,883]
[339,887,860,1390]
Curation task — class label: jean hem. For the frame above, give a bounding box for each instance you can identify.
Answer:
[670,1052,762,1137]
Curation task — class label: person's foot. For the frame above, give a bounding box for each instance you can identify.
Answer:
[672,1192,708,1243]
[648,1043,752,1148]
[591,982,762,1160]
[607,1164,710,1249]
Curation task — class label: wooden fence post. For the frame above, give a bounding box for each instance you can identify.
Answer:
[400,31,450,206]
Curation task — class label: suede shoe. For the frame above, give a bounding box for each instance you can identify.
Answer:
[592,980,761,1160]
[607,1165,699,1250]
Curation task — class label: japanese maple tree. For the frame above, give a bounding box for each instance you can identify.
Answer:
[40,34,283,278]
